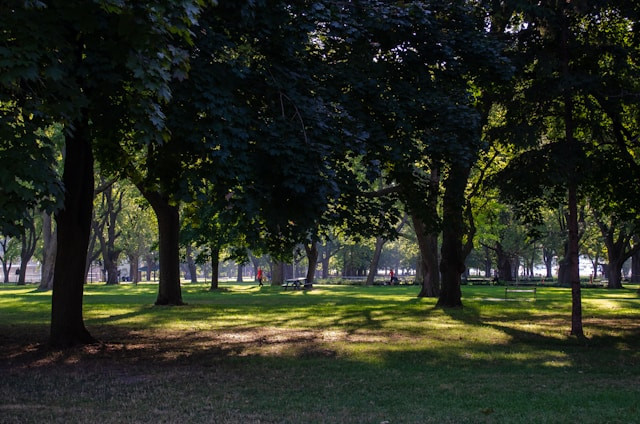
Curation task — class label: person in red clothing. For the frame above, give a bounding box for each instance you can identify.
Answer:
[389,269,394,285]
[257,267,264,287]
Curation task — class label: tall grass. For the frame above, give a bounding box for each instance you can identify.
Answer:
[1,283,639,423]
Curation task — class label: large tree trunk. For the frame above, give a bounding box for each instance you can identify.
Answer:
[495,242,513,282]
[103,250,120,285]
[543,247,554,279]
[144,254,155,281]
[437,163,470,308]
[143,192,183,305]
[271,261,284,285]
[321,255,330,279]
[366,237,385,286]
[39,212,56,290]
[236,263,244,283]
[605,259,624,289]
[305,240,319,285]
[209,246,220,290]
[413,214,440,297]
[50,117,96,347]
[129,253,139,284]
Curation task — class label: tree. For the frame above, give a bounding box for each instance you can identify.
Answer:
[0,236,19,283]
[492,0,640,336]
[120,190,157,285]
[93,179,125,285]
[1,0,212,346]
[17,210,39,285]
[592,210,640,289]
[39,211,57,290]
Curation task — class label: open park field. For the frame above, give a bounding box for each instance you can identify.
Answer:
[1,283,639,423]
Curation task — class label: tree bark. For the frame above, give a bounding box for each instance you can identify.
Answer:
[496,242,513,282]
[437,163,470,308]
[185,244,198,283]
[366,237,385,286]
[271,261,284,285]
[567,184,584,337]
[543,247,554,279]
[142,191,183,305]
[129,253,139,284]
[305,240,319,285]
[236,263,243,282]
[413,214,440,297]
[557,239,571,287]
[1,237,13,283]
[39,212,56,290]
[209,246,220,290]
[18,214,38,285]
[50,116,96,347]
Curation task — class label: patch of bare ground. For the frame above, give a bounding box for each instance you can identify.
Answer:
[0,326,412,370]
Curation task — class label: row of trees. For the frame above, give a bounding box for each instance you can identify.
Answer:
[2,1,639,345]
[4,176,638,287]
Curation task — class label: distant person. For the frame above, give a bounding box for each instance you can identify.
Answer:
[389,269,397,285]
[257,267,264,287]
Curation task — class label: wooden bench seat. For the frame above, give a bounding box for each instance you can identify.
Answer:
[504,286,536,300]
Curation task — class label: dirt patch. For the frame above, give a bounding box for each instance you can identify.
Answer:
[0,326,408,370]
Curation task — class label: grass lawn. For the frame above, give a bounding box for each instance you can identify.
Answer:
[1,282,639,423]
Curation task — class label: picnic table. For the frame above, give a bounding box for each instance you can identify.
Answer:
[282,277,313,290]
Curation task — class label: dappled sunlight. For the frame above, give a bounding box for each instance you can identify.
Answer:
[3,283,640,376]
[582,298,639,312]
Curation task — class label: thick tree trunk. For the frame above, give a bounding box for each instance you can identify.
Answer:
[496,243,513,282]
[321,256,330,278]
[50,118,96,347]
[271,261,284,285]
[305,240,319,285]
[143,192,183,305]
[129,254,139,284]
[366,237,385,286]
[209,246,220,290]
[543,247,554,279]
[605,260,624,289]
[236,264,243,283]
[557,240,571,287]
[437,163,470,308]
[413,214,440,297]
[144,254,155,281]
[104,255,119,285]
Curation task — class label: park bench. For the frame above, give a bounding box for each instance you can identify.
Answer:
[504,285,536,300]
[282,277,312,290]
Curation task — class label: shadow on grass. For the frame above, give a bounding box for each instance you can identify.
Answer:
[2,284,639,376]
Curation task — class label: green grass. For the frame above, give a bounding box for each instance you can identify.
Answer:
[1,282,639,423]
